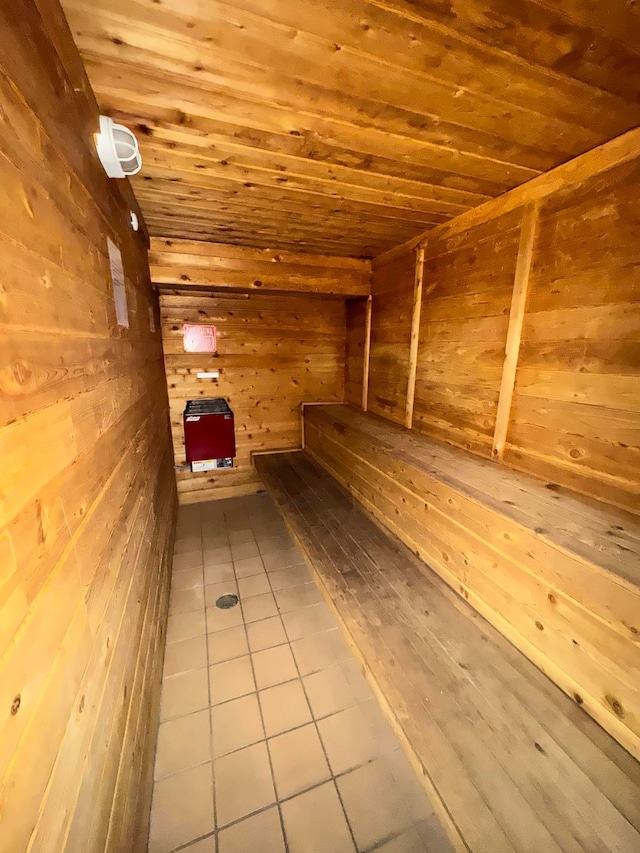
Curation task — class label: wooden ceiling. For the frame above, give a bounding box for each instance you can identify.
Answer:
[62,0,640,257]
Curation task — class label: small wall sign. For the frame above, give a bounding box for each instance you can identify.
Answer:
[183,324,217,353]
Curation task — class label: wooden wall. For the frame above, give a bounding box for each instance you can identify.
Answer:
[367,250,415,424]
[150,238,371,296]
[365,129,640,515]
[0,2,176,851]
[505,160,640,511]
[413,211,521,456]
[160,290,346,504]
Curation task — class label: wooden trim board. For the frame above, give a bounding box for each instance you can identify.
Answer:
[492,204,539,460]
[362,295,372,412]
[405,247,425,428]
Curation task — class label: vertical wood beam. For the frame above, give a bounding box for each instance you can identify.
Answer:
[405,247,425,429]
[492,203,540,461]
[362,295,372,412]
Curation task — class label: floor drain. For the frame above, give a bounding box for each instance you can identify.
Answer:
[216,594,239,610]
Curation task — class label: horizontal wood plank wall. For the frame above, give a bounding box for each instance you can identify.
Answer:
[160,291,346,503]
[412,210,521,456]
[367,250,416,424]
[368,130,640,514]
[344,298,368,408]
[150,238,371,296]
[304,405,640,760]
[0,2,176,851]
[505,159,640,513]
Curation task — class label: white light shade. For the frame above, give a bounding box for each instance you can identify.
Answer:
[95,115,142,178]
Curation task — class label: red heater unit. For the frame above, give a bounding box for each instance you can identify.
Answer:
[183,398,236,471]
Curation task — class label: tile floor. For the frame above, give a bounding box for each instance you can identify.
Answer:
[148,493,453,853]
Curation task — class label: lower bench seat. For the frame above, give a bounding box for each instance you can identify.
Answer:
[255,449,640,853]
[302,404,640,761]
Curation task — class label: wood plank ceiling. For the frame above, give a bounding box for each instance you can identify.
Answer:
[61,0,640,257]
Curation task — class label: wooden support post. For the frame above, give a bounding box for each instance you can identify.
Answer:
[492,203,540,461]
[405,247,425,429]
[362,295,372,412]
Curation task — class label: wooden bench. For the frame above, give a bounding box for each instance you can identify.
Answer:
[301,404,640,759]
[256,448,640,852]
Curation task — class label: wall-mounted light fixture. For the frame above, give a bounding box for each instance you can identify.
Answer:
[95,115,142,178]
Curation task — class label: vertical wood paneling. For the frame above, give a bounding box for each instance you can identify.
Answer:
[411,211,521,455]
[504,159,640,513]
[368,250,416,424]
[160,291,346,504]
[0,3,176,851]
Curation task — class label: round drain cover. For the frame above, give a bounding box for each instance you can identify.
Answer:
[216,594,239,610]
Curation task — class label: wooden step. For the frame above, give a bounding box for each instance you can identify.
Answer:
[255,449,640,853]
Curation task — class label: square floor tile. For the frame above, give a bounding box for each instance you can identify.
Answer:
[209,655,255,705]
[206,603,244,634]
[173,551,203,573]
[204,562,235,586]
[202,529,228,544]
[172,566,204,592]
[385,750,439,825]
[218,806,285,853]
[179,835,216,852]
[163,635,208,678]
[263,548,304,572]
[337,758,414,851]
[275,583,323,614]
[234,555,266,578]
[258,535,294,556]
[211,693,264,757]
[317,705,379,775]
[214,742,276,826]
[205,580,239,608]
[303,665,358,720]
[360,699,400,755]
[268,565,313,591]
[283,602,336,640]
[204,546,232,566]
[252,644,298,690]
[238,572,271,599]
[281,782,355,853]
[243,592,279,623]
[160,668,210,722]
[174,537,202,555]
[148,762,214,853]
[170,586,206,616]
[167,610,207,644]
[154,709,211,781]
[259,679,312,737]
[269,723,331,800]
[341,658,375,702]
[291,629,351,676]
[208,625,249,665]
[374,827,436,852]
[247,616,288,653]
[231,540,260,560]
[228,528,255,545]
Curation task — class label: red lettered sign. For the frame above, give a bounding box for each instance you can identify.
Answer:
[183,324,217,353]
